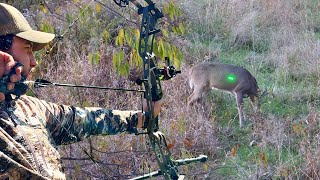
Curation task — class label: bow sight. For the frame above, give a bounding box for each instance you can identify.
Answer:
[114,0,207,179]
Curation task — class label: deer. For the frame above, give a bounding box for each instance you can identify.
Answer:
[187,62,260,128]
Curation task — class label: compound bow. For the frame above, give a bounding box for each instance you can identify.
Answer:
[113,0,207,179]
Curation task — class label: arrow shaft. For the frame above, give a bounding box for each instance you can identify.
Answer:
[29,81,145,93]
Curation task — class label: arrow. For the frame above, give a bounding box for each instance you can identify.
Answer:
[25,79,145,93]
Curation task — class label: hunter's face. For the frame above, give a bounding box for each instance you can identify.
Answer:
[9,36,37,78]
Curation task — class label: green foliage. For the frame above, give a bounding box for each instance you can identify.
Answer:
[212,94,239,127]
[35,0,186,76]
[110,0,186,76]
[217,145,303,177]
[177,117,186,135]
[163,1,186,36]
[315,32,320,39]
[219,48,251,65]
[113,25,184,75]
[88,52,101,65]
[164,1,181,21]
[40,21,55,33]
[115,28,125,46]
[153,38,183,68]
[112,51,130,77]
[261,93,309,118]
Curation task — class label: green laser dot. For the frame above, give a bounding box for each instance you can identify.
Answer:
[226,74,237,83]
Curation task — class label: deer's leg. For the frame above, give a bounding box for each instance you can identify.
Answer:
[187,86,208,108]
[235,93,244,128]
[187,92,197,107]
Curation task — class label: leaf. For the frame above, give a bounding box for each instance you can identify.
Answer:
[203,164,208,171]
[183,138,193,148]
[55,7,61,14]
[176,50,183,68]
[123,61,130,77]
[112,52,119,69]
[171,122,175,130]
[116,51,126,76]
[118,51,125,61]
[178,22,185,34]
[178,118,185,134]
[82,100,90,107]
[88,52,100,65]
[118,28,125,46]
[165,42,172,58]
[169,11,174,21]
[259,152,268,168]
[167,143,174,149]
[88,52,93,64]
[40,4,48,14]
[131,49,141,66]
[102,29,110,42]
[65,13,73,23]
[86,6,93,16]
[157,39,165,60]
[171,26,177,33]
[95,3,101,13]
[161,29,169,38]
[168,2,175,20]
[230,144,240,157]
[163,3,169,14]
[231,146,237,157]
[115,29,125,46]
[125,32,132,46]
[134,29,140,49]
[94,52,100,64]
[167,139,176,149]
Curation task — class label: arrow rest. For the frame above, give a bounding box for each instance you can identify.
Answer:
[159,57,182,80]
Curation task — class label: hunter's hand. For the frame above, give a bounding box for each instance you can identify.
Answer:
[143,99,164,117]
[0,51,22,101]
[137,99,164,128]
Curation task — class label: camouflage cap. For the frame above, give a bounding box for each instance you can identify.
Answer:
[0,3,55,51]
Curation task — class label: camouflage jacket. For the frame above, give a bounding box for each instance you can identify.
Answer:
[0,95,139,179]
